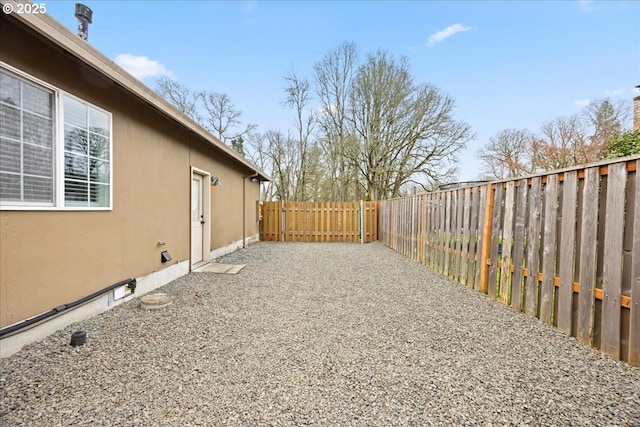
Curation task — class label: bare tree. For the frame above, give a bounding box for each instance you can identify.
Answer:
[156,78,255,155]
[313,42,362,201]
[201,91,256,146]
[265,130,298,201]
[155,76,202,122]
[478,98,632,176]
[300,143,325,201]
[245,131,276,200]
[534,114,588,170]
[348,50,471,199]
[282,71,317,201]
[478,129,536,179]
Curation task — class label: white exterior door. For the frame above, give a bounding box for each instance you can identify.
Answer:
[191,174,204,266]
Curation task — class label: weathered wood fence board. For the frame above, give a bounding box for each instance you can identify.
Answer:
[540,174,558,325]
[577,167,599,346]
[260,201,378,243]
[378,156,640,366]
[461,187,472,287]
[525,177,542,317]
[466,187,479,288]
[601,163,627,359]
[488,184,503,299]
[630,167,640,366]
[500,182,515,305]
[511,179,528,311]
[557,171,577,335]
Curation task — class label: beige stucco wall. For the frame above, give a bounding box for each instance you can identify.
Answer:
[190,145,261,249]
[0,17,261,328]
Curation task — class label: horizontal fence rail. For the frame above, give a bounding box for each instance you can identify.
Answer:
[379,157,640,366]
[260,201,378,243]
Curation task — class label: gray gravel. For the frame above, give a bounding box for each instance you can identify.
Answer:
[1,242,639,426]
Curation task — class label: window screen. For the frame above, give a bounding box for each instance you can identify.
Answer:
[0,70,54,204]
[63,95,110,207]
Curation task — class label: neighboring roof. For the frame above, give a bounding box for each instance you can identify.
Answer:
[1,1,270,182]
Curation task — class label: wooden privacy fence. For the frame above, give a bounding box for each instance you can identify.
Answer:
[379,156,640,366]
[260,201,378,243]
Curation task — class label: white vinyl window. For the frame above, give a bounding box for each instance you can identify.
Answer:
[0,64,112,210]
[0,68,55,204]
[63,96,111,207]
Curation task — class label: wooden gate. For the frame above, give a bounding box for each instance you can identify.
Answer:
[260,201,378,242]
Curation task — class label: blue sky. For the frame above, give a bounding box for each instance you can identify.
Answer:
[44,1,639,182]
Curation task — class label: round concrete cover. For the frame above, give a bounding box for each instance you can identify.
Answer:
[140,293,173,310]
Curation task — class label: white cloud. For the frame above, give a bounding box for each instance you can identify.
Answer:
[427,23,472,48]
[604,88,625,96]
[114,54,173,80]
[574,99,591,108]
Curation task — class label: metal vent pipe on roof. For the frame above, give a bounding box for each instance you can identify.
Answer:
[75,3,93,41]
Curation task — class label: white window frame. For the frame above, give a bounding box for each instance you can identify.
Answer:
[0,62,113,211]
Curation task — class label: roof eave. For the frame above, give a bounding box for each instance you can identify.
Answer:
[2,1,270,182]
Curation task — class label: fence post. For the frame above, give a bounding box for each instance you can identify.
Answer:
[479,183,495,293]
[360,200,364,244]
[281,200,285,242]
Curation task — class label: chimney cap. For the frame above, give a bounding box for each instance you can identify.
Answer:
[75,3,93,23]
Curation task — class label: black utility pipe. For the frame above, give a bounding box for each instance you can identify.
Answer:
[0,278,136,337]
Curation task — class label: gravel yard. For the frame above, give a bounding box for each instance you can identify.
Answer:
[1,242,639,426]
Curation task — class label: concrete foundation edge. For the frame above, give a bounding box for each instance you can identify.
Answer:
[0,235,259,358]
[209,234,259,260]
[0,260,190,358]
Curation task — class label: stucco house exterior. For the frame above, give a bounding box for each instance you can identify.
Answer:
[0,3,268,356]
